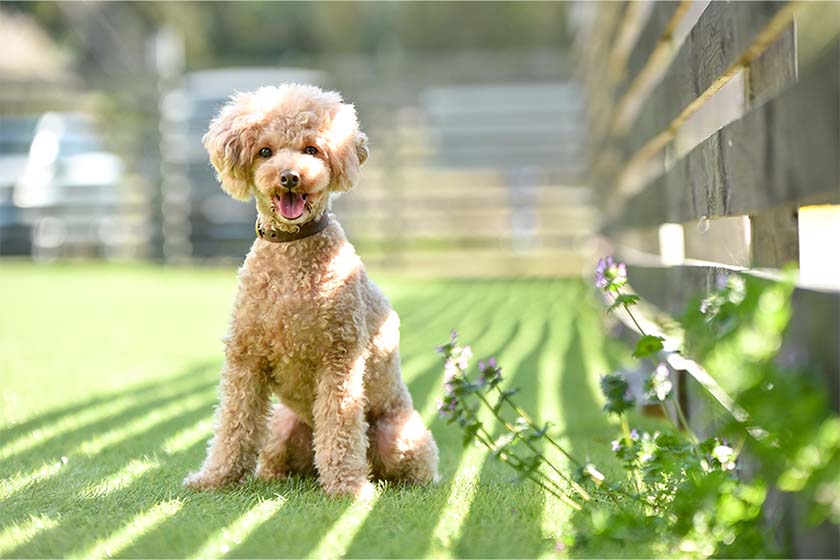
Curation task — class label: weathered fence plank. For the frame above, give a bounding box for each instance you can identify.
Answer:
[625,1,794,160]
[748,24,797,108]
[612,39,840,231]
[621,1,682,95]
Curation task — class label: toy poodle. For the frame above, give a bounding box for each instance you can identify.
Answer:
[184,84,439,497]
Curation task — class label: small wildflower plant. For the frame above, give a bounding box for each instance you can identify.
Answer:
[436,258,840,557]
[435,330,595,510]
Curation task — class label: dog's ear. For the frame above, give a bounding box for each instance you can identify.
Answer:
[202,96,262,201]
[326,103,368,193]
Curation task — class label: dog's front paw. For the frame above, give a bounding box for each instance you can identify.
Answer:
[255,463,289,483]
[184,470,235,490]
[323,478,376,500]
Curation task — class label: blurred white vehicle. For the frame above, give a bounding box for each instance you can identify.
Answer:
[13,112,125,258]
[0,115,38,254]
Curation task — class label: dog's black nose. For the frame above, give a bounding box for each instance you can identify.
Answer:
[280,170,300,188]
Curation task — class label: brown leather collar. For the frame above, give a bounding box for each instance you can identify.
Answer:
[256,213,331,243]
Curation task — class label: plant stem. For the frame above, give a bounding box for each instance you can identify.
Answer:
[623,303,647,336]
[492,386,583,467]
[659,402,671,423]
[474,421,581,503]
[473,432,583,511]
[610,288,647,337]
[672,393,698,444]
[620,414,633,445]
[475,392,591,501]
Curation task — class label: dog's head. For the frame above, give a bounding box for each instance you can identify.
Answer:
[203,84,369,230]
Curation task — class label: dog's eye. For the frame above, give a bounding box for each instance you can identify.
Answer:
[303,146,318,156]
[259,147,272,158]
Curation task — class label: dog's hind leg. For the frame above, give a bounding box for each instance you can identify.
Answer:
[369,409,439,485]
[256,403,316,481]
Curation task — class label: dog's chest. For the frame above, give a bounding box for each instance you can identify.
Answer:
[238,240,364,363]
[252,272,333,363]
[232,234,366,415]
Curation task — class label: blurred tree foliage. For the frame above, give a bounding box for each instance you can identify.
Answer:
[6,1,570,74]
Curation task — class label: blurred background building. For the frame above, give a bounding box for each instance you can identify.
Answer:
[0,2,594,276]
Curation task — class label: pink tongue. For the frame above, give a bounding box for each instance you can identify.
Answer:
[278,192,305,219]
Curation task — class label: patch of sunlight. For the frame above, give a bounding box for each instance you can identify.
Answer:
[428,446,486,558]
[70,500,183,559]
[0,458,65,500]
[0,375,206,462]
[77,390,214,457]
[191,497,286,559]
[428,295,548,558]
[83,458,160,498]
[0,514,58,556]
[537,315,578,558]
[162,418,214,455]
[307,488,382,560]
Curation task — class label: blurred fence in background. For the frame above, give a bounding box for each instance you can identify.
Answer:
[0,4,595,277]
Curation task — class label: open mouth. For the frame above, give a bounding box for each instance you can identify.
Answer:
[272,192,308,220]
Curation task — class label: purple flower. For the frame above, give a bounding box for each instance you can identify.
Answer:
[611,440,621,452]
[630,428,640,440]
[437,394,457,419]
[477,356,503,387]
[594,256,628,292]
[444,358,459,382]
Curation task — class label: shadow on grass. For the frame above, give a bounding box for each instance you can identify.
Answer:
[218,477,355,559]
[0,368,219,479]
[1,361,221,557]
[0,362,219,449]
[452,309,552,559]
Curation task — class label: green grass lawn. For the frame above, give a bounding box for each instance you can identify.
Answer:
[0,262,634,558]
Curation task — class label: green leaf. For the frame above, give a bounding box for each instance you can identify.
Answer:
[607,294,640,314]
[632,335,664,358]
[462,422,480,448]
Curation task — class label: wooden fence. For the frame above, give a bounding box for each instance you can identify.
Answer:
[572,1,839,556]
[165,52,597,277]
